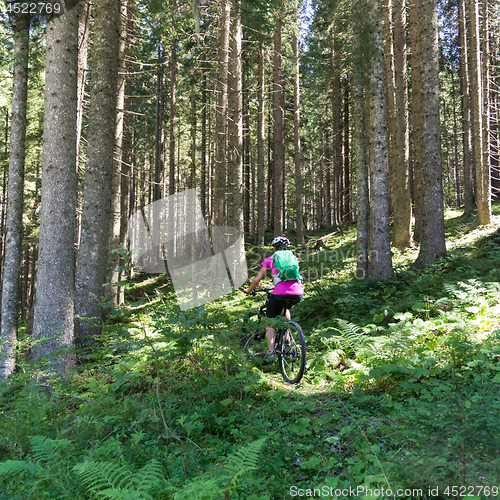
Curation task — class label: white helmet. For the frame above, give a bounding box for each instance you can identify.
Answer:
[272,236,290,249]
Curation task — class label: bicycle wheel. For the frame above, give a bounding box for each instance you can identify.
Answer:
[241,310,268,362]
[277,321,306,384]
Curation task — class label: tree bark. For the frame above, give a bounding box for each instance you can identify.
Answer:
[169,23,177,196]
[458,0,474,215]
[226,6,243,232]
[154,46,164,201]
[392,0,412,248]
[0,13,29,379]
[411,0,447,268]
[481,0,491,222]
[469,0,491,224]
[293,25,305,246]
[75,0,120,347]
[76,0,90,159]
[353,0,369,279]
[214,0,230,227]
[365,0,394,280]
[257,43,266,244]
[273,6,284,236]
[105,0,128,305]
[383,0,395,217]
[32,0,79,373]
[409,0,423,241]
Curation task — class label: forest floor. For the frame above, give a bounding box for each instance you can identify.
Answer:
[1,205,500,499]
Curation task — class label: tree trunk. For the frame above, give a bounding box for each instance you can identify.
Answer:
[469,0,490,224]
[273,7,284,236]
[169,27,177,196]
[392,0,412,248]
[76,0,91,159]
[343,80,351,220]
[451,70,461,207]
[227,7,243,233]
[105,0,129,305]
[118,1,134,304]
[0,112,8,289]
[409,0,423,241]
[458,0,474,215]
[75,0,120,347]
[331,46,342,227]
[411,0,446,268]
[154,46,164,201]
[257,43,266,244]
[201,70,208,217]
[383,0,396,217]
[214,0,230,227]
[293,26,305,246]
[481,0,491,222]
[0,13,29,379]
[32,0,79,373]
[365,0,394,280]
[353,17,369,277]
[243,61,251,235]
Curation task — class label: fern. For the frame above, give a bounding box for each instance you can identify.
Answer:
[29,435,72,463]
[0,459,45,477]
[223,437,265,486]
[173,438,266,500]
[74,459,164,500]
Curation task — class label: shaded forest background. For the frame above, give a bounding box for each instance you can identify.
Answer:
[0,0,499,375]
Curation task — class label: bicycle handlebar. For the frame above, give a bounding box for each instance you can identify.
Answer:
[250,287,274,296]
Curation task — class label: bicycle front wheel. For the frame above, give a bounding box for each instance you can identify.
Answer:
[278,321,306,384]
[241,310,267,361]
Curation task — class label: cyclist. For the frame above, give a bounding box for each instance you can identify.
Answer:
[245,236,304,361]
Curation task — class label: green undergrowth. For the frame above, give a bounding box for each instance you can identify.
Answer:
[1,207,500,499]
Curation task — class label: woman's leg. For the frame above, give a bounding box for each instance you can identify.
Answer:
[266,325,275,351]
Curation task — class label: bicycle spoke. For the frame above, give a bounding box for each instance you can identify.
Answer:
[278,321,306,384]
[241,311,267,361]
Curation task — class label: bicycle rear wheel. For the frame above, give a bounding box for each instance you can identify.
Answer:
[277,321,306,384]
[241,310,267,362]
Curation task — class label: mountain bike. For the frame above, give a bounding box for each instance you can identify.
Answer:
[241,288,306,384]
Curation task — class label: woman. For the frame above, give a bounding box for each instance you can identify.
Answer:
[245,236,304,361]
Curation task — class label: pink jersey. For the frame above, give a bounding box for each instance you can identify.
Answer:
[261,254,304,295]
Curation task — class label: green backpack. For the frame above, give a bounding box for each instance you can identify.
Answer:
[273,250,302,282]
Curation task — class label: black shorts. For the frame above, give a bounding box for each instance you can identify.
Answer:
[266,294,303,319]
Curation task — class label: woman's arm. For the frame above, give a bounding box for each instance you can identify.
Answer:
[245,266,267,294]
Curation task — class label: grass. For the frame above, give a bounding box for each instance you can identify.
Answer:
[1,205,500,499]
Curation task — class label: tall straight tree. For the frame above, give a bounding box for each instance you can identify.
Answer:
[392,0,412,248]
[409,0,422,241]
[75,0,120,345]
[273,2,284,236]
[169,6,178,196]
[458,0,474,215]
[32,0,79,372]
[76,0,90,157]
[293,8,305,246]
[106,0,129,304]
[213,0,231,227]
[411,0,446,268]
[353,0,369,279]
[365,0,394,280]
[256,42,266,244]
[226,3,243,232]
[0,13,30,379]
[469,0,491,225]
[480,0,492,223]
